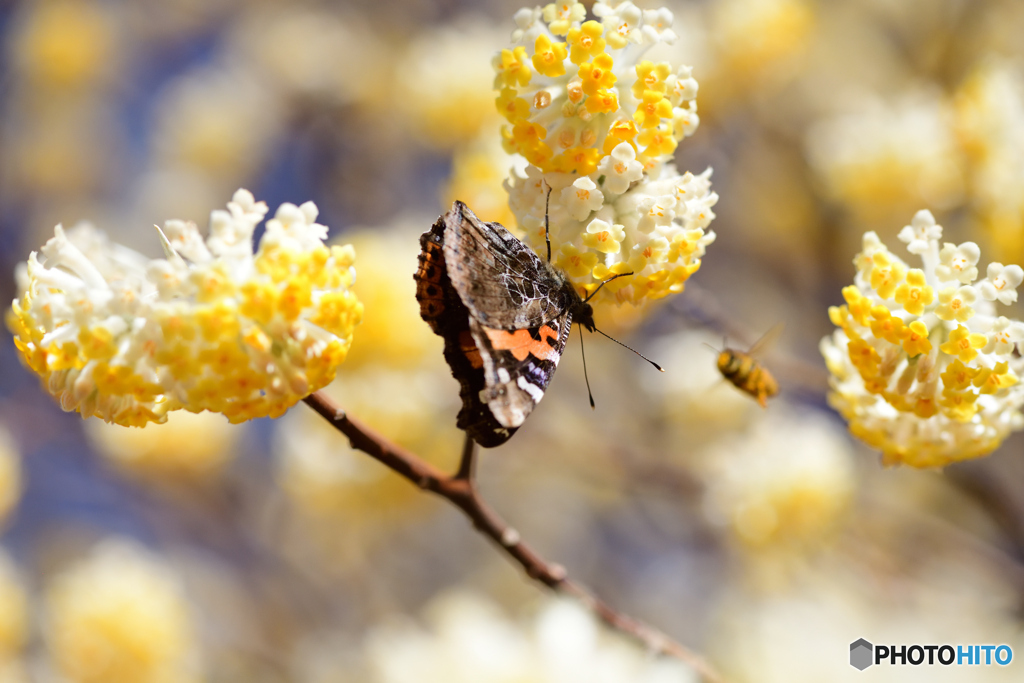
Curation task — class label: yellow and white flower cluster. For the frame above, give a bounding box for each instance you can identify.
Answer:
[822,210,1024,467]
[496,1,716,307]
[8,189,362,426]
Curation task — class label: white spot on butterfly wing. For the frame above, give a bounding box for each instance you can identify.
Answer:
[517,376,545,402]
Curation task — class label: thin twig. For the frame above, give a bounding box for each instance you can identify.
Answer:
[454,432,477,482]
[302,391,726,683]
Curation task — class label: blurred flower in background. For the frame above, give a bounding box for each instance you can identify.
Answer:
[364,592,697,683]
[44,539,200,683]
[394,20,508,150]
[700,406,855,557]
[84,410,240,482]
[0,429,21,531]
[0,551,28,682]
[806,91,965,227]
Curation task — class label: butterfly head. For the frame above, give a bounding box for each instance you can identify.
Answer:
[574,301,596,332]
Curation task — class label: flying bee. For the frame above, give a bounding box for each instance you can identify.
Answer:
[710,324,782,408]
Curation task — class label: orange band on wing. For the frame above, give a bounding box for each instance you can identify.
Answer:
[484,325,560,362]
[459,330,484,369]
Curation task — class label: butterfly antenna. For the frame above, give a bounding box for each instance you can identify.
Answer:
[583,271,633,304]
[579,324,596,408]
[593,327,665,372]
[543,182,553,263]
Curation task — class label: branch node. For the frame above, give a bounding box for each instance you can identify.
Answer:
[332,407,347,422]
[416,474,432,489]
[645,632,669,656]
[548,563,567,582]
[500,527,520,546]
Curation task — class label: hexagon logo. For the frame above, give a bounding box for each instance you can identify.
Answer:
[850,638,873,670]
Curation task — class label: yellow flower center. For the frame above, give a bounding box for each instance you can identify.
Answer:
[577,189,591,200]
[596,231,609,242]
[615,162,627,173]
[534,92,552,108]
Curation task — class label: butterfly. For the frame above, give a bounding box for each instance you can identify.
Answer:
[415,200,659,447]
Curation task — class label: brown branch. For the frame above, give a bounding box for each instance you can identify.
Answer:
[302,391,726,683]
[454,432,477,482]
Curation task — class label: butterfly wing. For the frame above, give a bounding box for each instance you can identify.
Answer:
[469,312,573,435]
[416,212,575,447]
[441,201,576,329]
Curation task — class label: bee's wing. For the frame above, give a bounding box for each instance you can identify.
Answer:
[747,322,784,358]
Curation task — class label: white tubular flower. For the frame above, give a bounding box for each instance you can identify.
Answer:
[496,3,715,307]
[978,262,1024,304]
[543,1,588,36]
[512,6,544,44]
[561,176,605,220]
[597,2,643,48]
[583,218,626,254]
[641,8,677,44]
[8,189,363,427]
[596,141,644,194]
[821,210,1024,468]
[897,208,943,255]
[936,241,981,284]
[984,317,1024,355]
